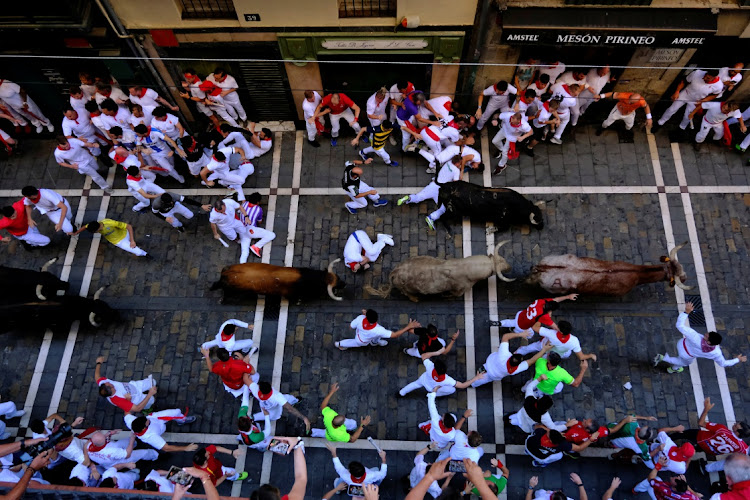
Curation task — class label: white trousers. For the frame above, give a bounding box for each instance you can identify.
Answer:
[209,162,254,188]
[15,226,50,247]
[634,479,658,500]
[516,342,572,359]
[421,132,443,159]
[112,237,147,257]
[41,200,74,233]
[253,394,299,421]
[409,181,440,205]
[247,225,276,248]
[306,116,323,141]
[663,340,695,368]
[740,132,750,151]
[146,153,184,183]
[0,402,19,436]
[77,160,110,190]
[658,92,695,130]
[399,380,456,397]
[161,202,193,228]
[311,419,357,438]
[397,117,416,151]
[569,97,582,127]
[477,100,504,130]
[187,153,210,176]
[345,181,380,210]
[491,129,514,167]
[343,230,387,264]
[223,373,259,398]
[330,109,361,138]
[553,111,570,140]
[362,146,391,164]
[210,105,239,127]
[695,119,724,143]
[602,106,636,130]
[524,443,562,465]
[9,96,51,127]
[223,93,247,121]
[218,220,251,264]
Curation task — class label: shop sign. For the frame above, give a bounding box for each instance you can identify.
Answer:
[502,30,709,47]
[649,48,685,63]
[321,39,428,50]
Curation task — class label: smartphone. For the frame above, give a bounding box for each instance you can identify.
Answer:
[448,459,467,473]
[166,465,194,486]
[267,438,290,455]
[347,484,365,497]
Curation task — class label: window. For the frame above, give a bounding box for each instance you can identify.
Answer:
[177,0,237,19]
[338,0,397,18]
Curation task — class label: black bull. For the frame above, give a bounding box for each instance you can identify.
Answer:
[437,181,544,231]
[0,259,69,301]
[0,295,117,333]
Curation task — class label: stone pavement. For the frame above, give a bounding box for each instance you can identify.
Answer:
[0,117,747,499]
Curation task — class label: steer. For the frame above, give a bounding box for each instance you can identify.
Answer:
[0,287,116,334]
[0,258,69,301]
[210,259,345,303]
[525,243,693,296]
[365,241,514,302]
[437,181,544,232]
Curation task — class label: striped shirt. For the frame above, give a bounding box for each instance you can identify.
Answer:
[368,124,393,150]
[240,202,263,227]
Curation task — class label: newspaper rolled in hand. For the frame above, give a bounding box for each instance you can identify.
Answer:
[367,436,383,454]
[218,237,229,248]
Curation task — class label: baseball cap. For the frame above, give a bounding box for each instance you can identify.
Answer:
[668,443,695,462]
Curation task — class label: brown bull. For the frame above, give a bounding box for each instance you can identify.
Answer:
[210,259,345,302]
[525,243,693,296]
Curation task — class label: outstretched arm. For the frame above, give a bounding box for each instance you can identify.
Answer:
[602,477,621,500]
[283,403,311,433]
[320,382,339,411]
[698,397,714,427]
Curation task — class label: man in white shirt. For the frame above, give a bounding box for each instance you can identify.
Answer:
[336,309,419,350]
[127,85,178,111]
[99,98,131,134]
[69,86,90,114]
[654,69,723,131]
[398,155,462,230]
[549,83,583,144]
[717,63,744,98]
[492,111,532,174]
[201,147,254,190]
[341,227,393,271]
[303,90,323,147]
[0,79,54,133]
[246,122,273,159]
[579,66,613,117]
[125,165,165,212]
[445,430,484,464]
[366,88,389,127]
[62,108,104,155]
[399,356,484,397]
[538,61,566,86]
[208,67,248,123]
[85,431,158,468]
[129,103,155,128]
[409,444,446,498]
[475,80,518,130]
[94,82,129,108]
[328,444,387,489]
[179,68,219,127]
[208,198,252,264]
[557,70,589,127]
[471,332,550,388]
[654,301,747,373]
[134,124,185,183]
[689,101,745,148]
[150,107,185,140]
[516,321,598,362]
[124,410,198,452]
[418,392,469,450]
[201,318,256,354]
[22,186,74,234]
[53,136,111,191]
[248,381,310,432]
[99,465,139,490]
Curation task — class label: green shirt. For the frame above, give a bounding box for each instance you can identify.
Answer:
[607,418,650,460]
[472,475,507,497]
[323,407,351,442]
[98,218,128,244]
[534,358,574,394]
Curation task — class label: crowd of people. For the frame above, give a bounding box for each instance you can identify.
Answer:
[0,59,748,500]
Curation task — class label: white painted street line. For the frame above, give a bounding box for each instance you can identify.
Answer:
[671,144,736,426]
[462,218,478,432]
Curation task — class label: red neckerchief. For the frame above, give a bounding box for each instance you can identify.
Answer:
[88,441,108,453]
[134,426,148,436]
[493,83,501,94]
[506,360,519,374]
[432,370,446,382]
[351,472,366,483]
[100,89,111,97]
[57,145,67,151]
[543,102,550,112]
[139,88,148,98]
[114,153,128,164]
[215,74,227,83]
[438,421,453,433]
[556,331,571,343]
[446,120,459,129]
[221,330,233,341]
[425,333,438,347]
[258,389,272,401]
[700,337,713,353]
[541,435,555,448]
[348,262,358,271]
[185,138,197,153]
[708,76,720,84]
[562,84,571,95]
[510,121,522,128]
[126,174,141,182]
[90,111,101,117]
[362,319,377,330]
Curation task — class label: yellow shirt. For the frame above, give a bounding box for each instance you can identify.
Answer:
[99,219,128,244]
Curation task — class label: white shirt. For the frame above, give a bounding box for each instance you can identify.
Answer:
[102,467,136,490]
[54,139,93,165]
[249,382,289,412]
[527,80,550,98]
[533,103,554,128]
[652,431,687,474]
[100,108,131,130]
[95,87,129,106]
[332,457,387,486]
[436,160,461,184]
[70,95,89,114]
[436,144,481,167]
[485,341,529,380]
[449,430,483,463]
[683,70,724,102]
[550,84,578,115]
[0,81,23,108]
[62,113,98,139]
[59,437,86,464]
[219,131,252,154]
[586,68,611,95]
[24,188,66,215]
[350,314,393,344]
[136,128,170,155]
[206,147,234,177]
[302,91,322,120]
[87,441,128,467]
[410,455,443,498]
[718,67,743,97]
[145,470,175,493]
[557,71,588,88]
[427,392,456,448]
[207,74,239,94]
[421,96,453,119]
[124,414,168,450]
[701,102,741,125]
[129,106,156,128]
[248,136,272,158]
[538,327,582,356]
[536,490,574,500]
[31,419,54,439]
[129,88,160,108]
[90,113,109,136]
[675,312,739,367]
[538,63,566,85]
[366,93,388,126]
[125,174,164,196]
[498,111,532,140]
[482,83,518,111]
[151,114,183,140]
[418,359,457,392]
[206,318,250,352]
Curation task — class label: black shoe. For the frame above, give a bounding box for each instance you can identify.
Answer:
[697,458,707,476]
[176,226,185,233]
[595,126,605,136]
[650,123,661,134]
[308,139,320,148]
[564,450,581,459]
[503,414,511,426]
[143,253,154,260]
[524,147,535,157]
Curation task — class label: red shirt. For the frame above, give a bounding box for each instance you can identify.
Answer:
[517,298,555,330]
[0,200,29,236]
[564,423,591,444]
[194,445,224,485]
[697,422,749,456]
[321,93,355,115]
[718,480,750,500]
[650,479,701,500]
[211,359,254,390]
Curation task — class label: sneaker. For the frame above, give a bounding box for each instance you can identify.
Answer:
[176,226,185,233]
[358,149,368,161]
[524,148,535,157]
[345,206,357,215]
[378,235,394,246]
[250,245,261,258]
[697,458,707,476]
[103,187,114,194]
[35,125,43,134]
[653,353,664,367]
[488,320,501,327]
[373,199,388,207]
[388,160,399,167]
[335,341,347,351]
[667,366,684,374]
[249,346,259,357]
[331,138,337,147]
[9,410,24,418]
[425,167,436,174]
[492,165,507,175]
[308,139,320,148]
[549,137,562,145]
[377,339,388,346]
[532,460,546,468]
[233,472,249,481]
[46,124,55,133]
[132,204,147,212]
[397,195,410,206]
[650,123,662,134]
[494,151,503,159]
[389,136,397,146]
[735,144,745,153]
[403,348,410,355]
[176,415,197,425]
[425,216,435,230]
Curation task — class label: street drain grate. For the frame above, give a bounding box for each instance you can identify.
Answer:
[685,295,706,327]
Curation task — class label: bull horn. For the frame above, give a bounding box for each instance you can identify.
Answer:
[36,258,59,300]
[93,286,106,301]
[669,241,688,261]
[40,258,57,272]
[327,258,341,274]
[534,201,545,207]
[493,240,516,282]
[89,312,101,327]
[494,239,510,255]
[529,213,537,225]
[497,272,516,283]
[674,275,693,290]
[327,284,343,301]
[35,285,47,301]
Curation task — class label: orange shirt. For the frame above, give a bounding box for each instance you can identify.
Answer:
[616,93,646,115]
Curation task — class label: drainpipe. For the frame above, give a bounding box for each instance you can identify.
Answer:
[463,0,492,102]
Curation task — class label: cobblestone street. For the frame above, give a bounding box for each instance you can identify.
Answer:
[0,121,748,499]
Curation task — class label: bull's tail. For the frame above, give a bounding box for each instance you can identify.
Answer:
[364,281,393,298]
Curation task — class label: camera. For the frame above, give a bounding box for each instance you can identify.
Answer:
[23,423,73,458]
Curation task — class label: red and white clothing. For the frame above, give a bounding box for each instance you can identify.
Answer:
[54,139,110,190]
[418,392,457,449]
[208,72,247,121]
[698,422,749,456]
[151,113,184,140]
[0,80,52,129]
[695,102,742,143]
[342,231,392,272]
[201,82,239,127]
[443,429,484,463]
[332,457,387,489]
[419,95,453,122]
[101,467,138,490]
[399,359,458,397]
[657,70,723,130]
[246,135,272,159]
[339,312,394,348]
[206,147,254,189]
[303,91,323,141]
[96,376,155,413]
[491,111,532,168]
[662,312,741,369]
[477,83,518,130]
[634,476,701,500]
[185,78,212,117]
[70,94,89,114]
[124,408,187,450]
[420,122,460,158]
[95,87,129,107]
[366,92,388,127]
[129,88,161,108]
[87,438,158,468]
[650,432,689,474]
[538,62,566,85]
[129,106,156,128]
[237,200,276,250]
[144,470,175,493]
[550,83,578,140]
[126,170,165,212]
[100,108,132,132]
[557,71,588,126]
[473,340,530,387]
[501,298,555,334]
[23,188,74,234]
[211,358,258,397]
[532,102,555,129]
[136,127,184,183]
[320,93,361,138]
[210,198,251,264]
[405,159,460,222]
[517,326,582,359]
[62,113,104,151]
[718,67,743,98]
[202,318,254,353]
[249,382,299,421]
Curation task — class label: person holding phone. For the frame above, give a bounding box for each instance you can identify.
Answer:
[326,443,387,492]
[249,437,307,500]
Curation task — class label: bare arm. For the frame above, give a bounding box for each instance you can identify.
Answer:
[0,451,52,500]
[24,205,35,228]
[570,360,588,388]
[94,356,105,382]
[390,319,421,340]
[201,347,214,371]
[287,439,308,500]
[608,415,637,435]
[320,383,338,411]
[162,443,198,453]
[282,403,311,433]
[349,416,370,443]
[456,372,485,389]
[603,477,621,500]
[698,397,714,427]
[129,386,157,413]
[453,408,473,430]
[126,224,137,248]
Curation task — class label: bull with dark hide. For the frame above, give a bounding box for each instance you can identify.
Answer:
[0,287,117,333]
[0,258,69,301]
[365,241,514,302]
[211,259,345,303]
[437,181,544,232]
[525,243,693,296]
